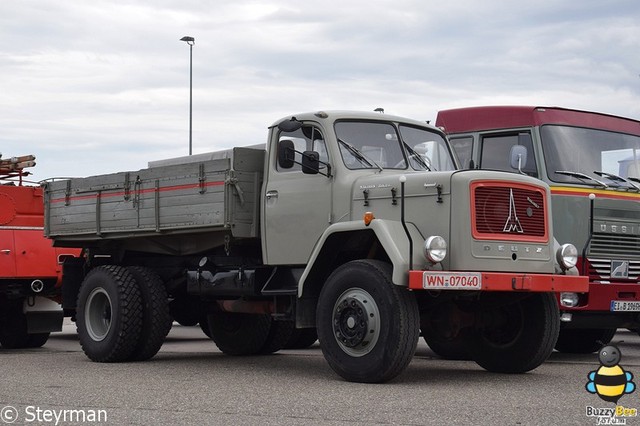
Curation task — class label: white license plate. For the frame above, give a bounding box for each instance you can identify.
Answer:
[421,272,482,290]
[610,301,640,312]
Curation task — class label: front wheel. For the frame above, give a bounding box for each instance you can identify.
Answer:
[467,293,559,373]
[316,260,420,383]
[555,328,617,354]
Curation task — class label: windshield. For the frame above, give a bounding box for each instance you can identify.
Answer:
[541,125,640,184]
[334,121,455,171]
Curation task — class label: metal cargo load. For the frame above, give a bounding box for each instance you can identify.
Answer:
[44,147,264,252]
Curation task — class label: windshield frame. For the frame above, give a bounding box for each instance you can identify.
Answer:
[333,119,456,172]
[540,124,640,186]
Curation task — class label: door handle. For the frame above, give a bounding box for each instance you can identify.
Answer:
[266,191,279,200]
[1,249,10,255]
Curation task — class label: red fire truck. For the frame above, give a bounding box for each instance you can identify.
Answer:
[0,155,78,348]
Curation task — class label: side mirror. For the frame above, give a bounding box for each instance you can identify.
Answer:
[277,117,303,133]
[509,145,528,173]
[301,151,320,175]
[278,140,295,169]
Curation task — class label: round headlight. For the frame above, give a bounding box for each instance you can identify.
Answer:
[424,236,447,263]
[560,292,579,308]
[556,243,578,270]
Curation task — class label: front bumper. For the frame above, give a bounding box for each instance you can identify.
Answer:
[408,271,589,292]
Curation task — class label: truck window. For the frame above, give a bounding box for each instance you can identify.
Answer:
[449,136,474,169]
[277,126,328,173]
[334,121,405,169]
[540,125,640,183]
[480,133,538,177]
[398,125,456,171]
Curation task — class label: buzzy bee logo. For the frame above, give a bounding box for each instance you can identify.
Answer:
[585,344,638,425]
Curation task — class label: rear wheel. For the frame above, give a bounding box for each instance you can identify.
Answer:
[421,302,471,360]
[467,293,559,373]
[260,319,295,354]
[207,311,271,355]
[284,328,318,349]
[0,300,30,349]
[76,265,143,362]
[170,297,200,327]
[25,333,50,348]
[316,260,420,383]
[127,267,172,361]
[555,328,617,354]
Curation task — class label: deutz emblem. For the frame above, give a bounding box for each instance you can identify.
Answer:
[503,189,524,233]
[611,260,630,279]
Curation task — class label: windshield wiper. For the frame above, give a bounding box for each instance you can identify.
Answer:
[337,138,383,172]
[402,142,432,171]
[555,170,608,188]
[594,171,640,191]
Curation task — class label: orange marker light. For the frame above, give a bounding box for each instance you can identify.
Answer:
[363,212,374,226]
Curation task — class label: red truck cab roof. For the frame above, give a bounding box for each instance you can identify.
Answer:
[435,106,640,136]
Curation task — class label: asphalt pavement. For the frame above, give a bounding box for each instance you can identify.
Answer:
[1,320,640,425]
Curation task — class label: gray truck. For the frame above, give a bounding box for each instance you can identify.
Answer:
[44,110,587,383]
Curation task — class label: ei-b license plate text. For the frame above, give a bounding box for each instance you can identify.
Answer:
[421,272,482,290]
[611,301,640,312]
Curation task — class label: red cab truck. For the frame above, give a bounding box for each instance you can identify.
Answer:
[436,106,640,353]
[0,155,77,348]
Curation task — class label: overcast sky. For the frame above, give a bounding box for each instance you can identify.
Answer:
[1,0,639,181]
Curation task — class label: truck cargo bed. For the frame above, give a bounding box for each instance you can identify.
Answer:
[44,147,264,250]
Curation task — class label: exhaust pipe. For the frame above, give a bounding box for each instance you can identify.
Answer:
[30,279,44,293]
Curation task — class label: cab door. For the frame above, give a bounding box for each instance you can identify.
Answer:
[0,229,17,278]
[262,124,333,265]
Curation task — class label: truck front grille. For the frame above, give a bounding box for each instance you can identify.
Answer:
[589,233,640,259]
[587,258,640,282]
[472,182,547,242]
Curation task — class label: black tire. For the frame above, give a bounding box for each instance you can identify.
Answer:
[207,311,271,355]
[26,333,50,348]
[421,302,471,360]
[316,260,420,383]
[555,328,617,354]
[467,293,559,373]
[76,265,143,362]
[423,329,470,360]
[170,298,200,327]
[0,300,30,349]
[284,328,318,349]
[127,267,173,361]
[260,320,295,354]
[199,320,212,338]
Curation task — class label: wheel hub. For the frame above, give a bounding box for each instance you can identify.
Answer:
[331,288,381,357]
[334,297,368,348]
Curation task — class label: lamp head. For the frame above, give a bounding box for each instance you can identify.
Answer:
[180,36,195,45]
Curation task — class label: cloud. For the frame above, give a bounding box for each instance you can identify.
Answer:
[0,0,639,181]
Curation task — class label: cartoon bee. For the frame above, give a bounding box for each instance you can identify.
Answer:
[586,344,635,403]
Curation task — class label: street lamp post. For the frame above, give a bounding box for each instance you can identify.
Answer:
[180,36,195,155]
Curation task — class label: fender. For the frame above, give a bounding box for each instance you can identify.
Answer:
[299,218,429,296]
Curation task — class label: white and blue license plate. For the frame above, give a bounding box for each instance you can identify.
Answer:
[610,301,640,312]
